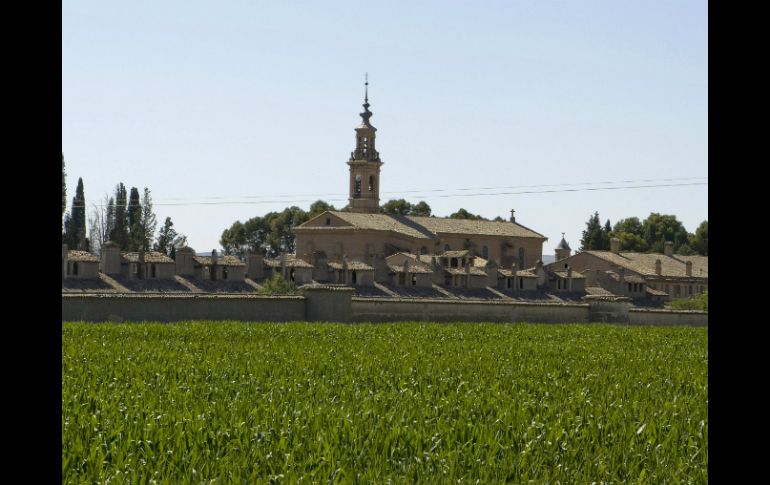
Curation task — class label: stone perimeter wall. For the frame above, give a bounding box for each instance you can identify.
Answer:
[62,291,707,326]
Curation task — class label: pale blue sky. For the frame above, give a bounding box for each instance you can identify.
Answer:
[63,1,707,254]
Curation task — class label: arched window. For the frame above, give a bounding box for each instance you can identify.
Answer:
[368,175,375,192]
[482,246,489,259]
[354,175,362,196]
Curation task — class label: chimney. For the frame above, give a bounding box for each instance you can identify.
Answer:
[175,246,195,276]
[686,260,692,276]
[618,267,625,284]
[247,251,264,280]
[610,237,620,253]
[655,259,662,275]
[663,241,674,257]
[212,249,218,265]
[100,241,121,275]
[509,209,516,223]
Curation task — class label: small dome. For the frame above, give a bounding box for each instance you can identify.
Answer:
[556,237,571,251]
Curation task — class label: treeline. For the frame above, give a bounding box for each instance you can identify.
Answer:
[61,154,186,257]
[220,199,507,257]
[580,212,707,256]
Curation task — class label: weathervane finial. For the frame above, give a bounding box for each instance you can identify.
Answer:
[364,72,369,103]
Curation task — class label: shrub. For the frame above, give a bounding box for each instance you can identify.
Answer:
[258,273,297,295]
[668,291,708,311]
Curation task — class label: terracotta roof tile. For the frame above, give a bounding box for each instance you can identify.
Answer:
[67,250,98,262]
[296,211,546,240]
[328,260,374,271]
[193,255,246,267]
[584,251,708,279]
[122,252,175,264]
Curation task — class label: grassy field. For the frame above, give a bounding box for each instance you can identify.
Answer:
[62,322,708,483]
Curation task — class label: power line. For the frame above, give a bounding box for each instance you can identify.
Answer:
[149,176,708,202]
[69,180,707,209]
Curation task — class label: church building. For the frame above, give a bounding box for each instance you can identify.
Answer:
[293,82,547,279]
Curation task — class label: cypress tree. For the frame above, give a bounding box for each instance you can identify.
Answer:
[127,187,142,250]
[140,188,157,251]
[66,178,87,249]
[111,183,129,249]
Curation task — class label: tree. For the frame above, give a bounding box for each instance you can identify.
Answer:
[381,199,413,216]
[689,220,708,256]
[449,208,486,220]
[65,178,87,250]
[641,213,690,254]
[88,195,114,255]
[579,212,608,251]
[154,217,187,257]
[308,200,336,218]
[110,183,129,249]
[61,153,66,226]
[411,201,432,217]
[127,187,142,250]
[140,188,157,251]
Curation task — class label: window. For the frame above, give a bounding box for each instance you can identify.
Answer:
[689,285,693,295]
[398,273,406,285]
[411,274,417,286]
[564,263,568,268]
[628,283,632,292]
[420,246,427,255]
[519,278,524,289]
[223,266,229,280]
[151,264,157,278]
[368,175,374,192]
[72,262,79,276]
[444,244,451,251]
[507,278,511,289]
[325,217,331,226]
[289,268,295,282]
[482,246,489,259]
[450,258,458,268]
[131,263,138,275]
[352,270,357,285]
[354,175,362,196]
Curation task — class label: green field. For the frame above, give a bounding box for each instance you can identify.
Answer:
[62,322,708,483]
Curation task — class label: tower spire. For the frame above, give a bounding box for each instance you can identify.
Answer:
[364,72,368,104]
[359,73,373,128]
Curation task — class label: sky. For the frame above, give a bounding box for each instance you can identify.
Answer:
[62,1,707,255]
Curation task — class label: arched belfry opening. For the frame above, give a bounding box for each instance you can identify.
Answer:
[348,74,383,213]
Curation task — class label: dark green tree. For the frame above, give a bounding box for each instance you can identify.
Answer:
[127,187,142,250]
[449,208,486,220]
[140,188,157,251]
[410,201,432,217]
[381,199,413,215]
[641,213,690,254]
[580,212,607,251]
[61,153,66,225]
[308,200,336,218]
[65,178,87,249]
[110,183,129,249]
[154,217,187,257]
[689,220,708,256]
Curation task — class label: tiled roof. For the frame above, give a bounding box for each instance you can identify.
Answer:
[67,250,98,262]
[328,260,374,271]
[439,250,472,258]
[585,286,616,296]
[552,271,586,279]
[296,211,546,240]
[584,251,708,279]
[607,272,645,283]
[263,255,312,268]
[445,267,488,276]
[388,263,434,274]
[193,255,246,267]
[496,268,538,278]
[555,237,571,251]
[122,252,175,264]
[646,287,669,296]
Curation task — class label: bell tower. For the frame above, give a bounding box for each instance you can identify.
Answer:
[348,74,383,213]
